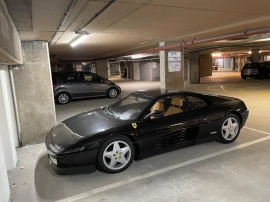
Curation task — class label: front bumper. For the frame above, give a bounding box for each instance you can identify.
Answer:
[45,132,98,175]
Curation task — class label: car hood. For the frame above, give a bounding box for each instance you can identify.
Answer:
[50,108,122,149]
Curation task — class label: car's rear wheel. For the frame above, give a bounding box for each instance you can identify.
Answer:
[56,92,70,104]
[107,88,118,98]
[241,75,247,79]
[218,114,240,144]
[97,135,134,173]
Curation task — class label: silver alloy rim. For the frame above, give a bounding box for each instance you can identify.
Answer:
[222,117,239,140]
[103,140,131,170]
[109,89,117,98]
[58,93,69,103]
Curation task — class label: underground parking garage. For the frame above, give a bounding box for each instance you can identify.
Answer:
[1,0,270,202]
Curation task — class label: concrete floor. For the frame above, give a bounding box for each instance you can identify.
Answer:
[8,71,270,202]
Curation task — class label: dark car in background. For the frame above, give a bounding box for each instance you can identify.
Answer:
[241,62,270,79]
[52,72,121,104]
[45,89,249,175]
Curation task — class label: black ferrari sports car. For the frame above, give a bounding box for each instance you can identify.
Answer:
[45,89,249,174]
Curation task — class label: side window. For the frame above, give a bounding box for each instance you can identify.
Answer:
[163,96,189,116]
[83,73,93,81]
[65,73,78,82]
[187,96,208,109]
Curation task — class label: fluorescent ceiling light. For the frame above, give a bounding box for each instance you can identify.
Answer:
[131,54,148,59]
[71,34,88,47]
[212,53,222,57]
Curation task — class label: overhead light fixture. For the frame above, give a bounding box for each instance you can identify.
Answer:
[212,53,222,57]
[71,32,89,47]
[248,51,252,54]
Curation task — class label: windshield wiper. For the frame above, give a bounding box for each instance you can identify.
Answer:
[106,106,119,119]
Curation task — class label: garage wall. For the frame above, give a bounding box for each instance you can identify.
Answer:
[0,131,10,202]
[139,61,160,81]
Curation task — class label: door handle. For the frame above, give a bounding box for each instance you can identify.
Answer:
[67,83,72,85]
[99,85,106,87]
[203,118,209,121]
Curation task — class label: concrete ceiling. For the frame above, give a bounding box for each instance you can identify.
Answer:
[5,0,270,60]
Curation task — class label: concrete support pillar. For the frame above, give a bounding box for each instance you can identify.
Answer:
[133,62,140,80]
[96,60,108,79]
[231,58,235,70]
[188,52,200,84]
[184,57,189,82]
[251,49,260,62]
[12,41,56,145]
[159,42,184,89]
[238,57,245,72]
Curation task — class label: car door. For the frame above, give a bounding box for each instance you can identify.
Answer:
[140,95,202,158]
[63,72,84,98]
[186,95,221,142]
[81,72,107,96]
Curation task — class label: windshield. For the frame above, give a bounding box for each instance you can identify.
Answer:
[104,94,152,120]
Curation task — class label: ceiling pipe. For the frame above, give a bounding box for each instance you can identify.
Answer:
[135,26,270,54]
[76,0,116,33]
[49,0,78,45]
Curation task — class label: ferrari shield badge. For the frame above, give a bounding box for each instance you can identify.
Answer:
[132,123,137,129]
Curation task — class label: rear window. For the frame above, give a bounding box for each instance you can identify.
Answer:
[243,63,260,69]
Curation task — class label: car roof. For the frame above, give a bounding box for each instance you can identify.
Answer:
[131,88,197,99]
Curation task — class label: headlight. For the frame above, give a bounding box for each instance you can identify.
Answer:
[49,156,57,165]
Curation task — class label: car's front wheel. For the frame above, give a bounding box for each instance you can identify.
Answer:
[107,88,119,98]
[56,92,70,104]
[218,114,240,144]
[97,135,134,173]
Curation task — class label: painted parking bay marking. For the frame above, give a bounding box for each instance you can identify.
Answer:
[55,127,270,202]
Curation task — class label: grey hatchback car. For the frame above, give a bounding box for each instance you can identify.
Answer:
[52,72,121,104]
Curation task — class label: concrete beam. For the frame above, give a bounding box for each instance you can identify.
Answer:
[0,0,23,64]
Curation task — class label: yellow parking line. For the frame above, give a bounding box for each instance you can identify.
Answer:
[260,91,270,97]
[240,90,247,94]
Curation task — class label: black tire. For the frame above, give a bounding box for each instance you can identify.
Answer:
[241,75,247,79]
[97,135,135,173]
[258,73,264,80]
[56,92,71,104]
[107,88,119,98]
[217,113,240,144]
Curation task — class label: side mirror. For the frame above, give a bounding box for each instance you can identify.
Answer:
[144,110,163,120]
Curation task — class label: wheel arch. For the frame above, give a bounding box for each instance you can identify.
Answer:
[227,110,242,125]
[100,133,141,160]
[107,87,119,96]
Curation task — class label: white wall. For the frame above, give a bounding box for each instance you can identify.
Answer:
[133,62,140,80]
[0,131,10,202]
[0,65,17,170]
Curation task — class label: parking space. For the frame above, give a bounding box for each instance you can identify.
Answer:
[9,72,270,202]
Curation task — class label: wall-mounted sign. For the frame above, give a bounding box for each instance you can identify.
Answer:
[168,51,181,72]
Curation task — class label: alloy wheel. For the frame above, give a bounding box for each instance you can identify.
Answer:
[103,141,131,170]
[222,117,239,141]
[58,93,69,104]
[109,89,117,98]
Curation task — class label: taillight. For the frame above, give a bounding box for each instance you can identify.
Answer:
[53,81,57,88]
